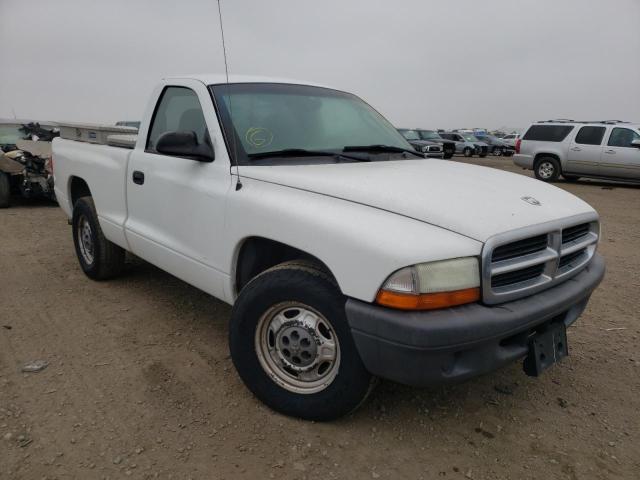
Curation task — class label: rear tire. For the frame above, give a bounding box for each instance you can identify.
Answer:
[229,261,374,421]
[0,173,10,208]
[72,196,125,280]
[463,147,473,157]
[534,157,561,182]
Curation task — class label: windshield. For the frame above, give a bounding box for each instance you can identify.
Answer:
[0,125,24,147]
[399,129,420,140]
[210,83,412,165]
[418,130,441,140]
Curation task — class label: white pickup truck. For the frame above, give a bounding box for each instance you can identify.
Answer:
[53,75,605,420]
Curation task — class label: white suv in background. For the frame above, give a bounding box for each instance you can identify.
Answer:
[513,120,640,182]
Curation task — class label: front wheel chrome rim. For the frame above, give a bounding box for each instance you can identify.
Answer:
[538,161,555,179]
[255,302,340,394]
[77,215,95,264]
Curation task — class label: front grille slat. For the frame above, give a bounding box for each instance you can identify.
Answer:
[491,234,548,262]
[559,249,586,269]
[562,223,589,244]
[492,264,545,288]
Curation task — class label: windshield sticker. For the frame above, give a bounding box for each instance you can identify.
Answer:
[245,127,273,148]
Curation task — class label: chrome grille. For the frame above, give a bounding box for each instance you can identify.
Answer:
[481,215,599,304]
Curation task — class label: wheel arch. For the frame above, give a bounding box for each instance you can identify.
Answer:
[69,176,92,207]
[533,152,562,167]
[232,236,338,299]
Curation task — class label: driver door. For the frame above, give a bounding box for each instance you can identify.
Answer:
[125,81,233,298]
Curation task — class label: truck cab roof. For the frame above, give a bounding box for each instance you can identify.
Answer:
[164,74,330,89]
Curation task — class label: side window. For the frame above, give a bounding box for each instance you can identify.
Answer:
[147,87,207,152]
[608,128,640,148]
[523,125,574,142]
[574,126,606,145]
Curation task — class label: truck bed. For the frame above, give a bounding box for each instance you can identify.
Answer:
[53,137,132,249]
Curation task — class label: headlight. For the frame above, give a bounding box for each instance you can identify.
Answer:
[421,145,429,153]
[376,257,480,310]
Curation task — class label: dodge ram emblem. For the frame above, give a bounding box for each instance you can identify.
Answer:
[521,196,541,206]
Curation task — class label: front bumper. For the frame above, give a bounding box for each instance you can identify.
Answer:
[346,254,605,387]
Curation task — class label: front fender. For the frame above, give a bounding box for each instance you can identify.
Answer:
[223,178,482,303]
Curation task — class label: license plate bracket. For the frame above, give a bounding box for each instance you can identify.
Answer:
[523,322,568,377]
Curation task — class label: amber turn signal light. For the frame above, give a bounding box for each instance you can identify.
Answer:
[375,287,481,311]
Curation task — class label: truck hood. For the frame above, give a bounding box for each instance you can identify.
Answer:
[240,160,595,242]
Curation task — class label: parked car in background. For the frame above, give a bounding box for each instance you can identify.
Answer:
[501,133,520,148]
[52,74,604,420]
[513,120,640,182]
[413,129,456,159]
[439,132,489,157]
[475,134,514,156]
[397,128,444,158]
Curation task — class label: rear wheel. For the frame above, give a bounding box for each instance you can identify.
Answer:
[463,147,473,157]
[534,157,561,182]
[229,261,374,421]
[492,147,503,156]
[0,173,10,208]
[72,196,125,280]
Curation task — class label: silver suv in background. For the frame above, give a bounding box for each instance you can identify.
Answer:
[514,120,640,182]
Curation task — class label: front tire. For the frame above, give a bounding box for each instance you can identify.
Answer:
[534,157,561,182]
[463,147,473,157]
[492,147,503,156]
[0,172,10,208]
[229,261,374,421]
[72,196,125,280]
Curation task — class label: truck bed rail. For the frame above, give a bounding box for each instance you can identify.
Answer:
[58,122,138,149]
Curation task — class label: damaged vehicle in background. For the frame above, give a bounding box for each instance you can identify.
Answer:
[474,133,515,157]
[0,121,58,208]
[397,128,444,158]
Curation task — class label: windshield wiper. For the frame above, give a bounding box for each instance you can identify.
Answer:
[248,148,369,162]
[343,144,424,158]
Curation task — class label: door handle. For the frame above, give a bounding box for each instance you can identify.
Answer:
[604,149,616,155]
[132,170,145,185]
[570,147,581,152]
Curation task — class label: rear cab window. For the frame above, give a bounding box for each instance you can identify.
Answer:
[574,126,606,145]
[523,125,574,142]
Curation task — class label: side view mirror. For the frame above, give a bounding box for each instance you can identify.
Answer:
[156,131,214,162]
[631,139,640,149]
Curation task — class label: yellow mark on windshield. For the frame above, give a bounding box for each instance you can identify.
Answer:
[245,127,273,148]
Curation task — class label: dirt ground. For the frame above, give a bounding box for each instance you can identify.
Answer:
[1,157,639,480]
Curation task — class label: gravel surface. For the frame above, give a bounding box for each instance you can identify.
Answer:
[1,157,639,479]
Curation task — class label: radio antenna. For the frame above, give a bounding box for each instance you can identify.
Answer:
[216,0,242,191]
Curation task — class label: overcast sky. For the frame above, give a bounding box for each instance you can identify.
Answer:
[1,0,638,131]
